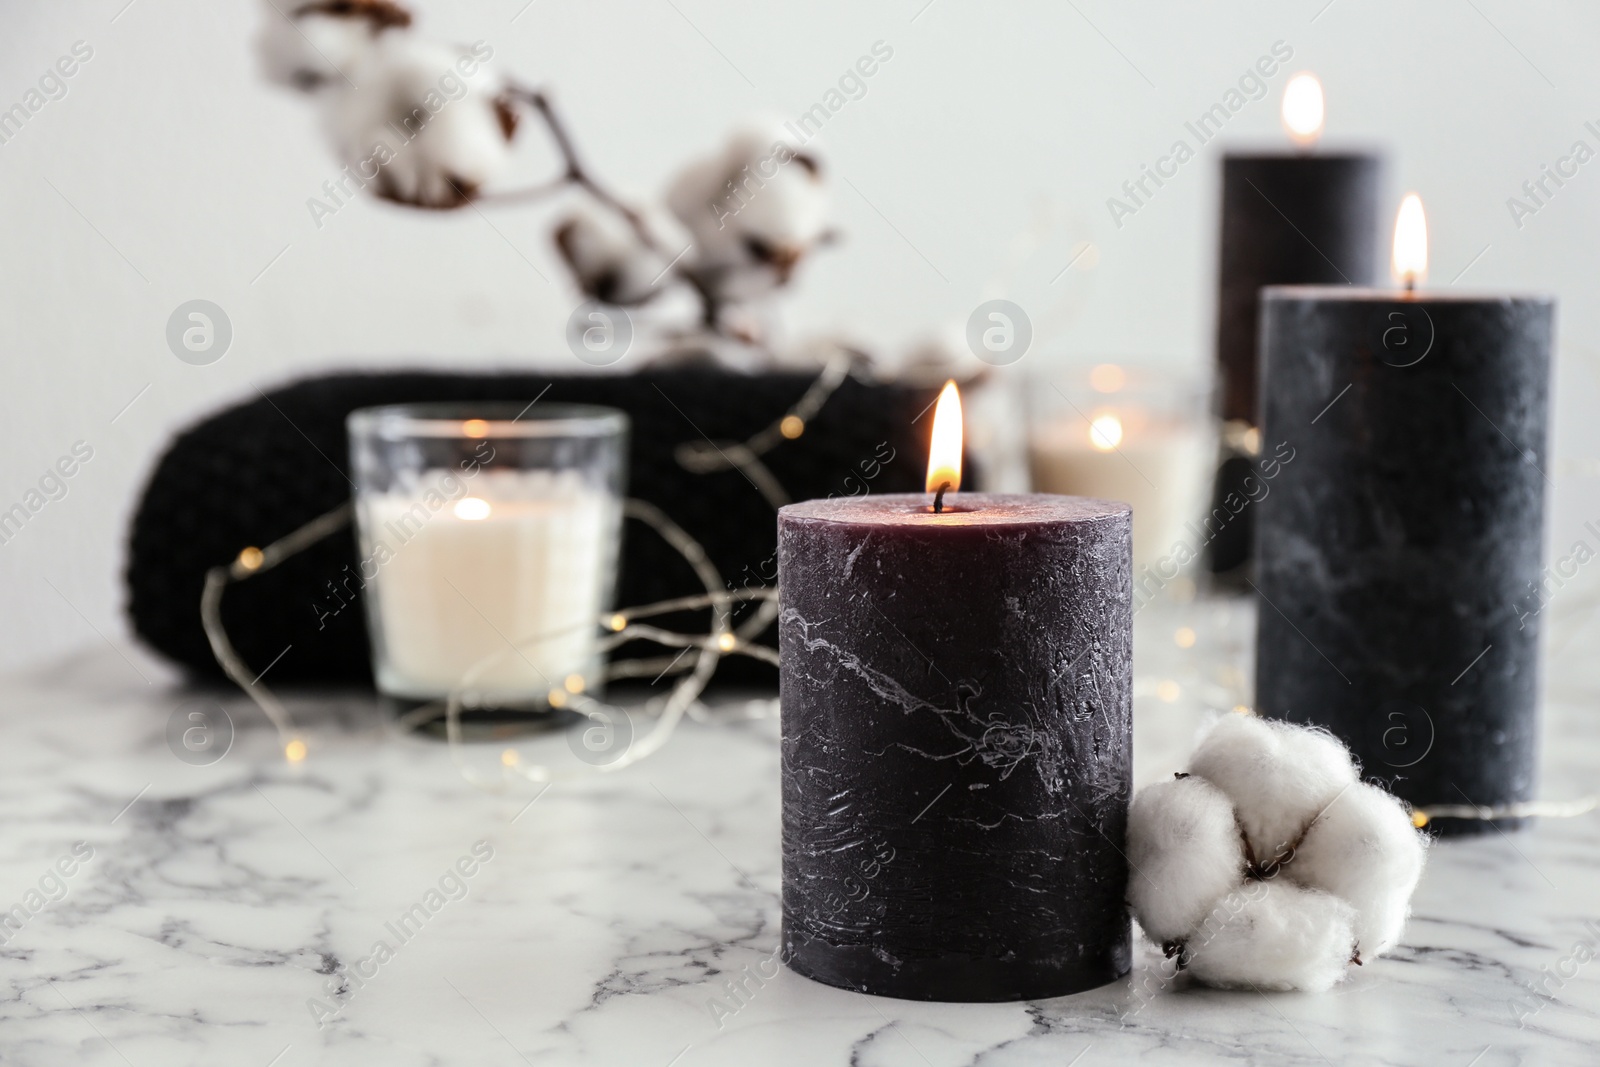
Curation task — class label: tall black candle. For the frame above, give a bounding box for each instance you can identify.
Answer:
[1208,148,1382,575]
[777,493,1132,1001]
[1254,286,1555,836]
[1215,153,1383,425]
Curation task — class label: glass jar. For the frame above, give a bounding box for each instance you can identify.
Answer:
[347,403,627,711]
[1026,363,1213,572]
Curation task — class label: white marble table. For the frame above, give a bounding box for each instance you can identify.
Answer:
[2,598,1598,1066]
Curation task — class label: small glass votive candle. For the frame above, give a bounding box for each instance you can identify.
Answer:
[347,403,627,714]
[1027,363,1212,570]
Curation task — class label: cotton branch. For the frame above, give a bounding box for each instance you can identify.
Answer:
[487,86,725,330]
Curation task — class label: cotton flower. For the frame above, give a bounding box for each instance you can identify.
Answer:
[1185,881,1357,993]
[553,208,670,307]
[256,0,412,92]
[1127,775,1247,946]
[1127,714,1427,992]
[1189,712,1357,865]
[318,34,516,208]
[665,124,833,305]
[1290,781,1425,956]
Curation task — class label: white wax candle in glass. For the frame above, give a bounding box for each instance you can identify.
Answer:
[1026,364,1212,570]
[347,404,627,713]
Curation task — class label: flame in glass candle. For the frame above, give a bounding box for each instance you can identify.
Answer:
[925,380,963,494]
[454,497,492,520]
[1392,193,1428,288]
[1281,73,1324,147]
[1088,413,1124,452]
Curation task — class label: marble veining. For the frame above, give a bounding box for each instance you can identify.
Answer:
[0,595,1596,1064]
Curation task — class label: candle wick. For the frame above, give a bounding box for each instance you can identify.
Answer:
[933,481,951,514]
[1404,277,1416,294]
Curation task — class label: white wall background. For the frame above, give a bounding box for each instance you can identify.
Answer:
[4,0,1600,671]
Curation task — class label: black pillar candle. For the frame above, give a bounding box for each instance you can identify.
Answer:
[1207,152,1382,575]
[1215,153,1384,424]
[1254,287,1555,836]
[778,493,1132,1001]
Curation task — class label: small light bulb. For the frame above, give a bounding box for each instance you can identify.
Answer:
[1174,627,1196,649]
[285,738,307,763]
[1411,810,1430,829]
[716,633,736,652]
[780,415,805,439]
[547,689,567,708]
[1156,680,1180,703]
[238,546,265,571]
[564,674,585,694]
[608,614,628,632]
[462,419,490,438]
[501,748,520,767]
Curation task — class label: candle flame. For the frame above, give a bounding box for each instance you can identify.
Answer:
[1392,193,1428,288]
[925,380,962,495]
[1088,413,1124,452]
[1281,73,1324,147]
[454,497,492,520]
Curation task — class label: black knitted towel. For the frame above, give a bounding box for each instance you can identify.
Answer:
[126,368,943,687]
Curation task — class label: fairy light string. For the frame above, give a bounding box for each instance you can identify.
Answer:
[672,351,857,510]
[201,496,777,780]
[197,370,839,778]
[199,501,353,756]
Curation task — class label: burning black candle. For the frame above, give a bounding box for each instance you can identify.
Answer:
[1254,197,1555,836]
[778,383,1133,1001]
[1209,74,1383,573]
[1215,73,1384,426]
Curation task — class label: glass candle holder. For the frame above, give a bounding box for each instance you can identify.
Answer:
[1026,363,1213,571]
[347,403,627,712]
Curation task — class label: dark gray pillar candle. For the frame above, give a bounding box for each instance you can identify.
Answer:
[1216,154,1383,424]
[778,493,1132,1001]
[1254,288,1555,836]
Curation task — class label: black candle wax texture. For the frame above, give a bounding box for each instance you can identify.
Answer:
[1215,153,1382,425]
[778,494,1132,1001]
[1254,290,1554,835]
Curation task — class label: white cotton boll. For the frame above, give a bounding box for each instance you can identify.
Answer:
[320,36,514,208]
[1189,714,1357,867]
[1127,775,1248,945]
[665,124,831,303]
[1185,880,1356,992]
[1289,782,1426,958]
[553,209,668,307]
[256,0,411,92]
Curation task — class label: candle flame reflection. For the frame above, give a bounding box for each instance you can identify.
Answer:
[1088,413,1124,452]
[1281,72,1324,147]
[1392,193,1428,288]
[925,380,963,495]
